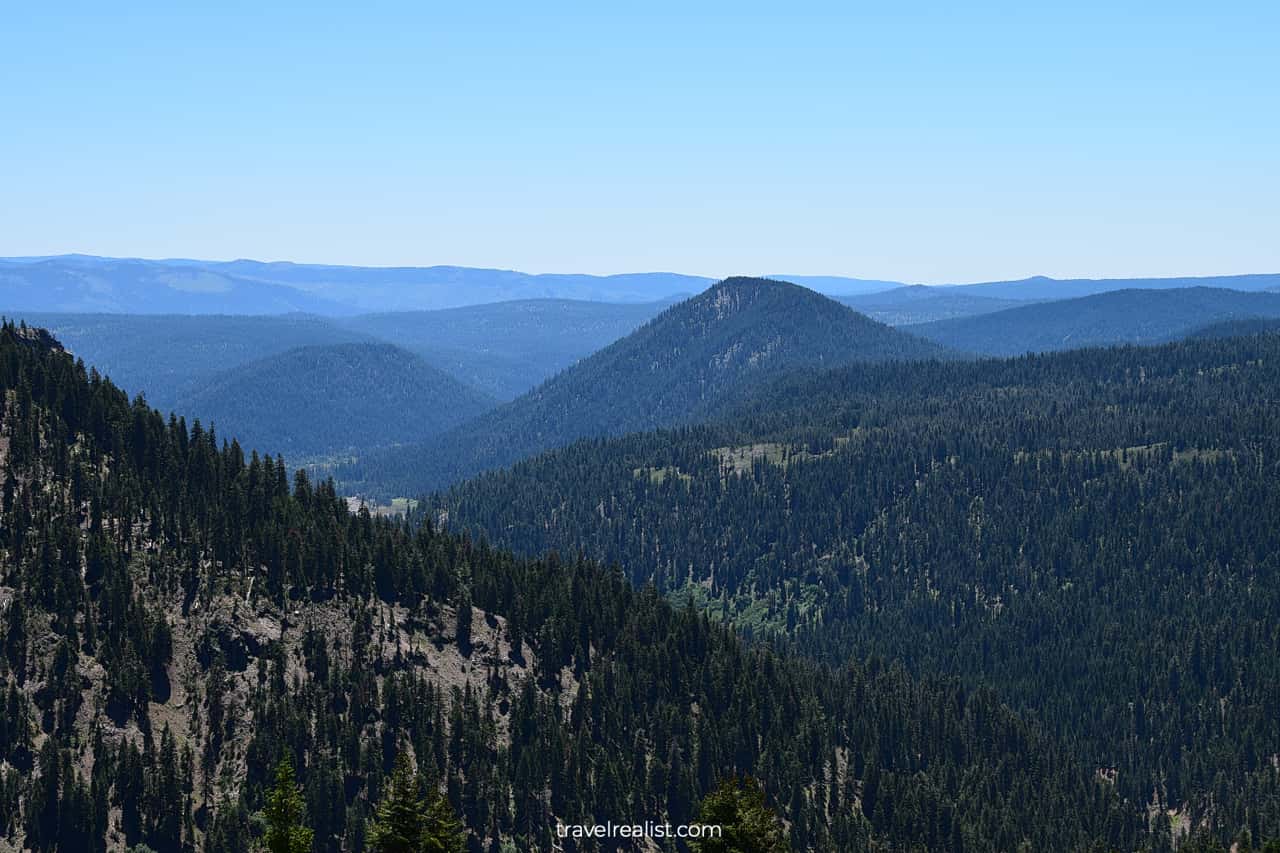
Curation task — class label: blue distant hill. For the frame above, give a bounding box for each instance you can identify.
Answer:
[4,255,1279,315]
[908,286,1280,355]
[938,273,1280,300]
[0,255,711,313]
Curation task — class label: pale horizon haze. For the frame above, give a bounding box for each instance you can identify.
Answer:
[2,2,1277,283]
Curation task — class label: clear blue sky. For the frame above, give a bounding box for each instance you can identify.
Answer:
[2,2,1276,282]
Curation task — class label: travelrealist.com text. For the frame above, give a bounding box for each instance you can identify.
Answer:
[555,821,723,840]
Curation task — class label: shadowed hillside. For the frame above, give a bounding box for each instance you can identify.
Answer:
[908,286,1280,354]
[174,342,496,461]
[338,298,674,399]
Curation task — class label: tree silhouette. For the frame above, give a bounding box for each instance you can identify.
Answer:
[261,758,313,853]
[369,750,464,853]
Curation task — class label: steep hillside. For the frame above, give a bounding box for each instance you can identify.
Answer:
[173,343,495,461]
[908,286,1280,355]
[0,320,1142,851]
[427,333,1280,846]
[339,298,674,399]
[340,277,947,497]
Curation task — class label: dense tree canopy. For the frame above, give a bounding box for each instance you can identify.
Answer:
[430,331,1280,845]
[0,319,1153,850]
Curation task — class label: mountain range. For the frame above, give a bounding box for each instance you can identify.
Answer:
[6,254,1279,316]
[21,278,1280,499]
[0,255,709,314]
[5,289,1280,849]
[9,300,673,415]
[0,256,349,315]
[338,277,946,497]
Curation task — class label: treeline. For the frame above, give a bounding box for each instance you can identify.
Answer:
[1,318,1141,850]
[428,332,1280,846]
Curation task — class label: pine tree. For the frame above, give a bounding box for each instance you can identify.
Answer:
[421,789,465,853]
[455,587,473,655]
[693,777,790,853]
[368,753,425,853]
[261,757,313,853]
[368,751,465,853]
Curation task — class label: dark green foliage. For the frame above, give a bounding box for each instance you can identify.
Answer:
[341,277,946,497]
[693,777,789,853]
[420,793,465,853]
[368,752,428,853]
[262,758,313,853]
[368,751,464,853]
[0,318,1149,850]
[430,329,1280,846]
[454,587,472,654]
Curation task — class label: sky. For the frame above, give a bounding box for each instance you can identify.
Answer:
[2,2,1277,283]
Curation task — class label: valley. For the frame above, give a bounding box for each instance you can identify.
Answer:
[4,272,1280,851]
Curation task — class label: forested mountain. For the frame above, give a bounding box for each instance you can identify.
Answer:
[908,287,1280,355]
[837,286,1026,325]
[0,319,1151,851]
[172,343,495,462]
[339,278,948,498]
[338,299,674,400]
[427,330,1280,848]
